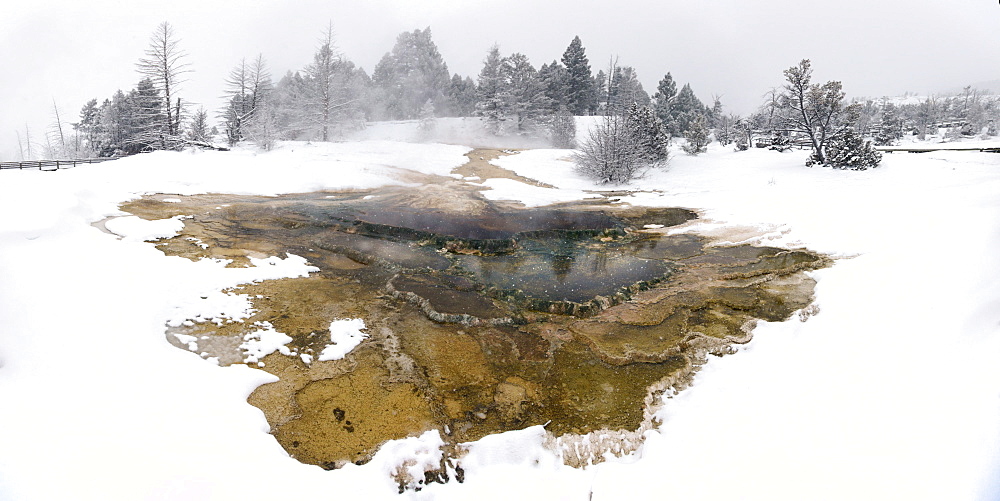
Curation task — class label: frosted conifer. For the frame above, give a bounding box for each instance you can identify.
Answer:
[561,36,596,115]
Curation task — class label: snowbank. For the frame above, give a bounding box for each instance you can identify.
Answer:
[0,137,997,500]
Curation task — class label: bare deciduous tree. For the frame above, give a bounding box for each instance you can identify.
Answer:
[305,22,352,141]
[573,113,644,184]
[137,21,189,149]
[223,54,272,145]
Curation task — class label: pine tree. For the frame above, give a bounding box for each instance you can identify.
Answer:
[709,96,724,129]
[128,77,165,153]
[372,27,451,120]
[826,126,882,170]
[915,97,938,140]
[76,99,101,153]
[475,44,510,135]
[538,61,569,113]
[874,102,903,146]
[99,92,127,155]
[271,71,310,139]
[673,83,707,136]
[187,107,210,142]
[445,74,477,117]
[733,116,753,151]
[561,36,596,115]
[550,106,576,148]
[594,69,608,111]
[652,73,678,134]
[682,114,709,155]
[606,66,649,113]
[502,53,550,134]
[625,103,669,165]
[418,98,437,137]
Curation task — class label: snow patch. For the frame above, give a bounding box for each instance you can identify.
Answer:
[239,322,293,364]
[103,215,185,241]
[317,318,368,362]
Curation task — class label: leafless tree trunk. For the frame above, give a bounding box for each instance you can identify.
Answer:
[223,54,272,145]
[137,21,189,149]
[23,124,33,159]
[16,130,26,160]
[305,22,355,141]
[51,100,66,152]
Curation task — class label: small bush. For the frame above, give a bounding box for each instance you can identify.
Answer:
[573,114,645,184]
[824,130,882,170]
[573,106,669,185]
[550,108,577,149]
[681,114,709,155]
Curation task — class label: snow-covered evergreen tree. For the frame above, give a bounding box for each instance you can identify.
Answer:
[652,73,678,135]
[75,99,101,154]
[503,53,550,134]
[594,69,607,110]
[874,102,904,146]
[561,36,596,115]
[709,96,724,129]
[550,106,576,148]
[610,66,650,111]
[475,45,511,135]
[418,98,437,139]
[371,27,451,120]
[538,61,569,113]
[681,114,709,155]
[445,74,477,117]
[625,103,669,165]
[715,112,738,147]
[187,107,210,142]
[271,71,309,139]
[128,77,166,153]
[915,97,938,139]
[825,127,882,170]
[733,116,753,151]
[673,83,708,136]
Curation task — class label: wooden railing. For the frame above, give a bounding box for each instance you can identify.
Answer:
[0,157,121,171]
[875,146,1000,153]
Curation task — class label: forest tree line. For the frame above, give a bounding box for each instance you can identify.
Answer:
[23,21,1000,172]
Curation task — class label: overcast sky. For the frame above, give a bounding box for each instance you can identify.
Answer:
[3,0,1000,159]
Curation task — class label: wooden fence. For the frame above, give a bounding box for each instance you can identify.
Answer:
[875,146,1000,153]
[0,157,120,171]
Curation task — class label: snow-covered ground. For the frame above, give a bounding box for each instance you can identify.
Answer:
[0,131,998,500]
